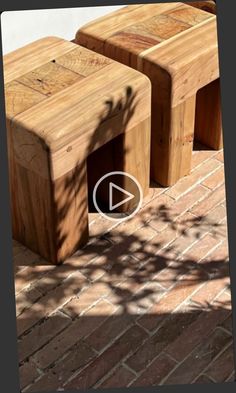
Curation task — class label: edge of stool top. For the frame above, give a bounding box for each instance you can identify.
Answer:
[4,37,151,263]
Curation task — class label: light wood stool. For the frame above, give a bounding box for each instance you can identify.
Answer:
[4,37,151,263]
[76,2,222,186]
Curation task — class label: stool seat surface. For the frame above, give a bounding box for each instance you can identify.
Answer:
[4,37,151,179]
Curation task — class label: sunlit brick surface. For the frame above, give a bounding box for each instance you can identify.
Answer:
[14,144,234,391]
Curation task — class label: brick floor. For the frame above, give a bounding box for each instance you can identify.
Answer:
[13,144,235,392]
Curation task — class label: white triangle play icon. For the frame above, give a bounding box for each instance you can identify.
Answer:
[109,182,135,211]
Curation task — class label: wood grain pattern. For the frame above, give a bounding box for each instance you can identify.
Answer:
[17,61,83,97]
[76,3,220,186]
[4,80,46,118]
[164,2,211,25]
[4,38,151,263]
[3,37,75,84]
[142,18,218,107]
[54,46,112,77]
[194,79,223,150]
[150,80,196,186]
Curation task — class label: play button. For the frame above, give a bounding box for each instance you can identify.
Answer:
[93,171,143,221]
[109,183,135,211]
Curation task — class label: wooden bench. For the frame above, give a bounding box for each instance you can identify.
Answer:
[4,37,151,264]
[76,2,222,186]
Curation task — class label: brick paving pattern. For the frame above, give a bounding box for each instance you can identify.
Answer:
[14,143,235,391]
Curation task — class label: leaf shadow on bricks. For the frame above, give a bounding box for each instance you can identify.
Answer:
[12,87,234,391]
[14,197,235,392]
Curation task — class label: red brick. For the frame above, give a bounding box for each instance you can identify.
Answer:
[204,342,235,382]
[14,265,54,294]
[182,233,221,262]
[28,341,95,391]
[167,159,221,200]
[126,305,200,373]
[85,311,135,353]
[165,293,232,362]
[194,374,215,383]
[17,271,88,337]
[16,287,42,317]
[133,227,178,261]
[99,366,136,388]
[13,246,45,268]
[215,151,224,163]
[18,311,71,362]
[62,284,113,318]
[191,184,225,216]
[33,299,115,369]
[170,205,226,258]
[152,258,186,290]
[150,185,209,233]
[138,269,207,332]
[191,277,230,306]
[226,371,235,382]
[100,255,143,288]
[199,241,229,277]
[89,215,118,238]
[202,166,225,190]
[19,361,40,390]
[65,325,148,390]
[220,315,233,333]
[191,147,217,170]
[131,354,176,387]
[111,193,174,238]
[164,328,232,384]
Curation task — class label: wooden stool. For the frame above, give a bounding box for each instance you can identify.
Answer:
[187,1,216,14]
[76,2,222,186]
[4,37,151,264]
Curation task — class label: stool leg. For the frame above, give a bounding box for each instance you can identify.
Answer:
[194,79,223,150]
[10,156,89,264]
[113,117,151,211]
[87,117,151,212]
[53,162,89,262]
[151,94,196,187]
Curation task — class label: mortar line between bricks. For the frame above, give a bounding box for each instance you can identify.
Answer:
[127,351,179,388]
[148,184,212,231]
[197,373,217,383]
[161,317,233,384]
[64,320,149,389]
[16,267,90,321]
[15,266,55,296]
[123,362,139,377]
[191,339,234,384]
[168,164,222,201]
[19,312,74,365]
[18,284,89,339]
[34,335,96,374]
[211,286,232,302]
[95,190,174,242]
[160,287,233,363]
[226,370,235,382]
[126,282,208,368]
[93,358,137,389]
[191,150,220,172]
